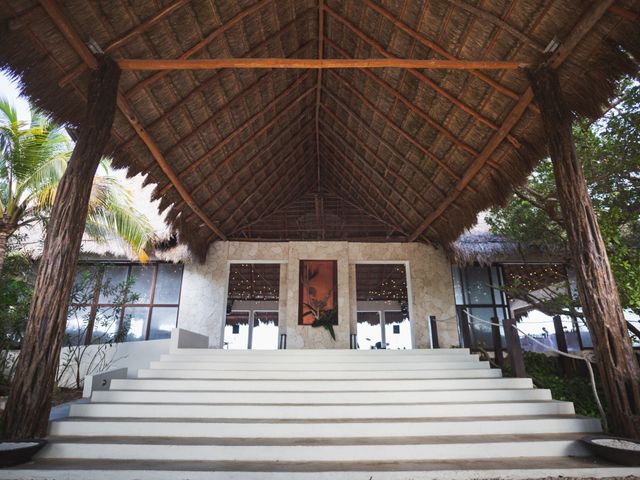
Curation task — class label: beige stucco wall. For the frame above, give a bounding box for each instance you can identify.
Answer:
[177,241,458,349]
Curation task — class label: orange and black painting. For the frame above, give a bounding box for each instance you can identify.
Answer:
[298,260,338,325]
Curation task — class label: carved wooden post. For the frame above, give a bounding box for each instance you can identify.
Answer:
[529,65,640,438]
[1,56,120,439]
[458,310,472,349]
[429,315,439,349]
[491,317,503,367]
[504,318,526,378]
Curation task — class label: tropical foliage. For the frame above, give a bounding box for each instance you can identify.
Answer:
[0,98,155,273]
[487,78,640,314]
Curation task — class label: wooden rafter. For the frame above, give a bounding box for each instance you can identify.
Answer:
[315,0,324,190]
[175,85,316,202]
[39,0,227,241]
[323,157,408,236]
[219,145,316,231]
[408,0,616,241]
[444,0,546,51]
[357,0,528,104]
[323,141,414,230]
[186,117,316,221]
[326,38,482,164]
[117,10,315,154]
[325,5,520,148]
[58,0,190,87]
[123,0,274,99]
[118,58,527,70]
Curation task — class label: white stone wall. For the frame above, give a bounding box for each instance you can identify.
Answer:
[177,241,458,349]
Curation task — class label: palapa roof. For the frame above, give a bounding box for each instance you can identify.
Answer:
[1,0,639,260]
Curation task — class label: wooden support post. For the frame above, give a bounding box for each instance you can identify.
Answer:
[504,318,526,378]
[553,315,573,375]
[529,65,640,438]
[429,316,440,349]
[1,56,121,439]
[458,310,472,349]
[491,317,503,367]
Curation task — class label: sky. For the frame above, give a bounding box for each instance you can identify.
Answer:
[0,68,32,123]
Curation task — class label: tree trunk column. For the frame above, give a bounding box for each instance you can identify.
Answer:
[1,56,120,439]
[0,228,8,274]
[528,65,640,438]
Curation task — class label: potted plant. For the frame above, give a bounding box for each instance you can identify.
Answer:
[0,439,47,467]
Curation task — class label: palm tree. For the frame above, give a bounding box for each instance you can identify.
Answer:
[0,98,155,273]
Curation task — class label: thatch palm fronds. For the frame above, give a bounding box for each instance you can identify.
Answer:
[0,98,155,272]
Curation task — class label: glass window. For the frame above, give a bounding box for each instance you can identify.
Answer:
[99,265,129,303]
[461,266,493,305]
[129,265,154,304]
[68,262,183,344]
[154,264,183,304]
[148,307,178,340]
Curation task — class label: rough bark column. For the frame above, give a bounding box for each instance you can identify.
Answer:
[1,55,120,439]
[528,65,640,438]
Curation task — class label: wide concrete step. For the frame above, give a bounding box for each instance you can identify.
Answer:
[168,348,470,357]
[109,377,534,391]
[50,416,600,439]
[151,360,488,371]
[136,368,502,380]
[68,401,574,419]
[159,353,479,364]
[90,388,551,404]
[38,435,589,462]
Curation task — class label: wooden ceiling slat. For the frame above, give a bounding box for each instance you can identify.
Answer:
[123,0,274,99]
[325,5,520,148]
[59,0,191,87]
[38,0,227,241]
[408,0,616,241]
[314,0,325,190]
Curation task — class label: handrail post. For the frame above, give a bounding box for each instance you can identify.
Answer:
[458,309,472,349]
[491,317,503,367]
[429,315,439,349]
[279,333,287,350]
[504,318,526,377]
[553,315,574,374]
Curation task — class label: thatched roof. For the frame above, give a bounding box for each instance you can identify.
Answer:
[447,232,569,266]
[1,1,638,260]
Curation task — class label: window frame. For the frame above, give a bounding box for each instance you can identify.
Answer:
[69,261,184,345]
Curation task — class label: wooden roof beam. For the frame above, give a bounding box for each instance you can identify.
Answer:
[322,158,408,237]
[59,0,190,87]
[187,117,315,220]
[172,85,315,201]
[124,0,274,99]
[325,6,520,148]
[408,0,616,242]
[39,0,227,241]
[325,38,482,164]
[118,58,527,70]
[315,0,324,190]
[358,0,527,104]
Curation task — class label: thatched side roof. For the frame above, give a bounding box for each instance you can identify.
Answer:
[447,232,569,266]
[1,1,638,260]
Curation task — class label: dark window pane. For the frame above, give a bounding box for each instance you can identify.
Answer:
[461,267,492,304]
[122,307,150,342]
[92,306,122,344]
[129,265,154,304]
[99,266,129,303]
[154,264,183,304]
[149,307,178,339]
[65,306,91,345]
[71,265,98,304]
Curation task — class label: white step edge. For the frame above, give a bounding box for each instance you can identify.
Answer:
[169,348,471,355]
[158,354,481,364]
[68,401,575,419]
[38,440,589,462]
[148,361,489,371]
[109,377,535,391]
[135,369,502,380]
[89,388,552,404]
[50,416,601,438]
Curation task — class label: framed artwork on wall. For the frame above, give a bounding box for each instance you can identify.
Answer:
[298,260,338,326]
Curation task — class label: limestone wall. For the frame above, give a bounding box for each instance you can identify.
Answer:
[177,241,458,349]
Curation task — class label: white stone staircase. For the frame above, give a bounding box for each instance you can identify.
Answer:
[3,346,622,479]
